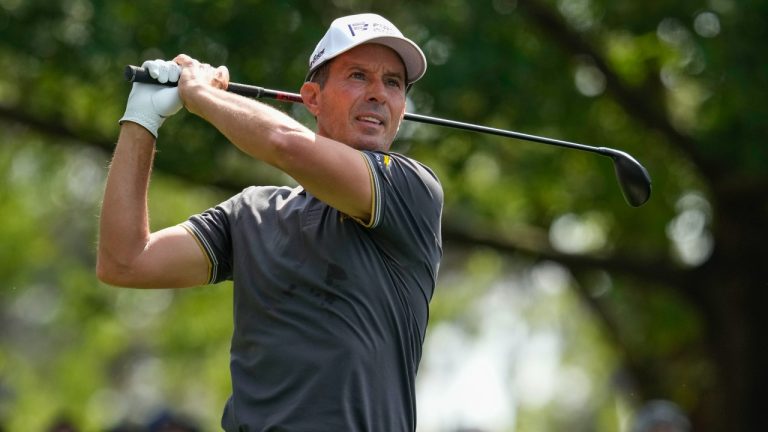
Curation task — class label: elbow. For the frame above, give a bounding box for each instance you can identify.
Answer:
[95,254,134,287]
[96,234,150,287]
[96,259,121,286]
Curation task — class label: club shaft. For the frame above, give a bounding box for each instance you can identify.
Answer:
[125,64,651,206]
[125,65,609,156]
[403,113,611,155]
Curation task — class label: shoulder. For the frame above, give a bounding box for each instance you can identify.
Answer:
[361,151,443,230]
[364,151,442,190]
[390,152,443,203]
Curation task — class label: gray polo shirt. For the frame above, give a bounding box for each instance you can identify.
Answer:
[182,151,443,431]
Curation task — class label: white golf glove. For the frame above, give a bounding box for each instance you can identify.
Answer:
[119,59,183,138]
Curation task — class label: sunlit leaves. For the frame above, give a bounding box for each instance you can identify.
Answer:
[1,0,766,430]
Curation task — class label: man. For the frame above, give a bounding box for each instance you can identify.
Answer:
[97,13,443,431]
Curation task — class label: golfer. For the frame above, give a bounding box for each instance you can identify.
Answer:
[97,13,443,431]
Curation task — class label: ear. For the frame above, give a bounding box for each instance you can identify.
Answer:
[300,82,321,117]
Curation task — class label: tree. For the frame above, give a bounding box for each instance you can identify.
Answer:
[0,1,764,430]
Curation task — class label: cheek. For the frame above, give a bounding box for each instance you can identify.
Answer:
[318,111,353,141]
[390,106,405,128]
[323,97,352,122]
[389,95,406,117]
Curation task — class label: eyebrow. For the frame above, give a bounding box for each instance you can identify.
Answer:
[344,62,406,81]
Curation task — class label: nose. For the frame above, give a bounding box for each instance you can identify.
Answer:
[366,79,388,104]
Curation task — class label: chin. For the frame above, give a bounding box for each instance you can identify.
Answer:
[365,142,391,152]
[353,138,390,152]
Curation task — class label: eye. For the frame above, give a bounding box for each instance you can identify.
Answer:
[350,71,365,80]
[386,78,403,89]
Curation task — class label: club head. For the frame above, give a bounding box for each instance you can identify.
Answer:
[600,148,652,207]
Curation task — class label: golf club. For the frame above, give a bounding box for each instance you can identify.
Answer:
[125,65,652,207]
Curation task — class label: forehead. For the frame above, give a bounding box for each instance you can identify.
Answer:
[330,43,406,76]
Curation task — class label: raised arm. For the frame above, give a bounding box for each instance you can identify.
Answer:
[174,54,378,223]
[96,61,212,288]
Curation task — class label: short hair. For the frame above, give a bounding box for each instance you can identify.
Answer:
[309,61,332,88]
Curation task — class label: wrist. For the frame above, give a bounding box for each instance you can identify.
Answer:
[180,81,218,117]
[119,121,157,143]
[120,82,182,138]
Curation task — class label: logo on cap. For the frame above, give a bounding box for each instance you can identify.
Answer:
[347,22,369,36]
[310,48,325,68]
[347,20,396,37]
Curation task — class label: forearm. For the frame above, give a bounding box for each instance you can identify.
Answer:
[184,84,314,168]
[97,122,155,278]
[173,55,373,220]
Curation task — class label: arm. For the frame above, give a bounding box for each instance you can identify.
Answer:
[174,55,374,222]
[97,123,210,288]
[97,62,212,288]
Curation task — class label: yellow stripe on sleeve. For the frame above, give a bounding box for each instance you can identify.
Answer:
[353,152,380,228]
[180,222,214,284]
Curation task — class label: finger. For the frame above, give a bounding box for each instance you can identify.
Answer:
[144,59,162,80]
[215,66,229,81]
[157,61,171,83]
[213,66,229,89]
[173,53,194,67]
[168,62,181,83]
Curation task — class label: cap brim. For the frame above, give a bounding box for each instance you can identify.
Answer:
[365,36,427,84]
[306,36,427,84]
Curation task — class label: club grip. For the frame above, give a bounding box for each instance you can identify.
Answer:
[124,65,178,87]
[123,64,303,103]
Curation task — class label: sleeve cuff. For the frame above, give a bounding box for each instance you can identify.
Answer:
[353,152,382,229]
[180,221,216,284]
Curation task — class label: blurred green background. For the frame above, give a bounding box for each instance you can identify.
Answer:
[1,1,765,431]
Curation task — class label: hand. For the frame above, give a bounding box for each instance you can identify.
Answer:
[173,54,229,115]
[119,59,183,138]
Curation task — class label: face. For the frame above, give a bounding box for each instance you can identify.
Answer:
[303,43,407,152]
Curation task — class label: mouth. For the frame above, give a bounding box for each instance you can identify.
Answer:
[356,114,385,127]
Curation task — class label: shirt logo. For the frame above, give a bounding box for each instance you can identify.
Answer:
[374,153,392,172]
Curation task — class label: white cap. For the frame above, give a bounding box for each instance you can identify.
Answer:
[306,13,427,85]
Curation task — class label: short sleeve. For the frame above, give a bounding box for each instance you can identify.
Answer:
[361,151,443,262]
[180,194,239,284]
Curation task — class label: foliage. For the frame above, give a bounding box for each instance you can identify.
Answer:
[1,0,765,431]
